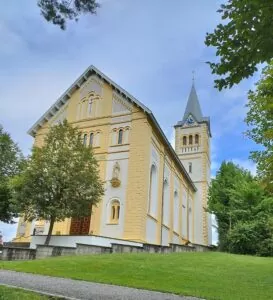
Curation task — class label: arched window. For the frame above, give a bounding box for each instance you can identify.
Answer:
[124,127,130,144]
[173,191,179,232]
[189,135,193,145]
[94,132,100,147]
[162,178,169,226]
[88,100,92,116]
[89,133,94,146]
[118,129,123,144]
[182,190,187,239]
[148,164,158,217]
[81,100,86,119]
[110,200,120,224]
[195,134,199,144]
[189,162,192,173]
[183,136,187,145]
[110,129,116,145]
[83,134,87,146]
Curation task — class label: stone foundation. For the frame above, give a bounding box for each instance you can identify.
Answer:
[1,239,212,261]
[76,243,112,255]
[0,247,36,261]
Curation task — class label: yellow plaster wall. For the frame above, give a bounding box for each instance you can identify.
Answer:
[145,121,196,245]
[14,73,199,246]
[123,111,150,242]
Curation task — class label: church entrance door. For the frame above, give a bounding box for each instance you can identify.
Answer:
[69,216,91,235]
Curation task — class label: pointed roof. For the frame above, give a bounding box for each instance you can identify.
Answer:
[28,65,197,192]
[182,83,203,122]
[175,83,211,137]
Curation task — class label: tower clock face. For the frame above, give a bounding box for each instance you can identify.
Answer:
[186,115,194,125]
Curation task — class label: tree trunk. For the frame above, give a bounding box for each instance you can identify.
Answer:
[44,216,55,245]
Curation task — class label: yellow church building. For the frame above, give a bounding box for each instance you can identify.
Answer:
[15,65,212,246]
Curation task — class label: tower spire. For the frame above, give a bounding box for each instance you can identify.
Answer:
[182,81,203,123]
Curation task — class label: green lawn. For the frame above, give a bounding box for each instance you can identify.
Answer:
[0,285,56,300]
[1,252,272,300]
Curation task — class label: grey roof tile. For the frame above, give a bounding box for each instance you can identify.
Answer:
[182,84,203,122]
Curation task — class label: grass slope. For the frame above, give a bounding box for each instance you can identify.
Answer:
[1,252,272,300]
[0,285,56,300]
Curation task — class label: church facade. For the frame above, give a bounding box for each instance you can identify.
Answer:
[15,66,212,246]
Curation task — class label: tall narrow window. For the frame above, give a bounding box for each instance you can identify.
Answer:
[173,191,179,232]
[83,134,87,146]
[89,133,94,146]
[195,134,199,144]
[189,162,192,173]
[148,164,158,217]
[81,101,86,119]
[117,206,120,219]
[110,200,120,224]
[162,179,169,226]
[189,135,193,145]
[94,132,100,147]
[118,129,123,144]
[183,136,187,145]
[88,100,92,116]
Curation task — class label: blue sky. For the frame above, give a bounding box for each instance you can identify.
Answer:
[0,0,259,242]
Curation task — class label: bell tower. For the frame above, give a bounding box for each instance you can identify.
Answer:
[174,83,211,245]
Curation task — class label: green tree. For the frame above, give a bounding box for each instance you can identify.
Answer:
[0,125,23,223]
[209,161,273,256]
[246,61,273,193]
[227,198,273,256]
[12,120,104,245]
[38,0,100,30]
[205,0,273,90]
[208,161,252,251]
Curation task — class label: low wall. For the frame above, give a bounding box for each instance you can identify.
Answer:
[170,243,195,252]
[190,243,211,252]
[36,244,112,259]
[1,241,212,261]
[36,245,76,259]
[76,243,112,255]
[112,243,143,254]
[111,243,199,254]
[0,247,36,261]
[143,244,172,254]
[30,235,143,249]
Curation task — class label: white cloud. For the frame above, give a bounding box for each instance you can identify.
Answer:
[0,21,26,56]
[231,158,256,176]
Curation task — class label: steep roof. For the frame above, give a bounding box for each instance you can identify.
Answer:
[182,84,203,122]
[28,65,196,191]
[175,83,211,137]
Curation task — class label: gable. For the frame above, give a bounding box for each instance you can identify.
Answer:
[112,91,133,115]
[80,75,103,99]
[28,65,196,192]
[50,104,68,126]
[183,114,198,127]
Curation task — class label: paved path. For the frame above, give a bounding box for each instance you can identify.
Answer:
[0,270,202,300]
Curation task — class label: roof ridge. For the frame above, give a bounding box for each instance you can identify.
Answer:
[27,65,196,191]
